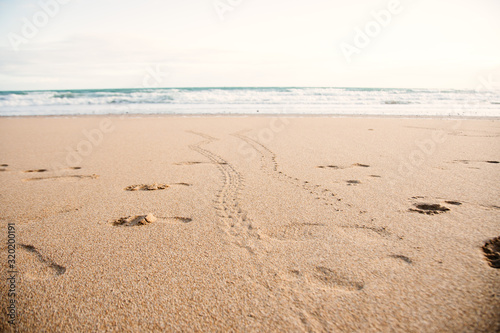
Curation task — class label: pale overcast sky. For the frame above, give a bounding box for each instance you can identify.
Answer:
[0,0,499,90]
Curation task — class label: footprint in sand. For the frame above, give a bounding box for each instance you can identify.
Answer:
[453,160,500,165]
[111,214,193,226]
[341,223,393,238]
[162,217,193,223]
[316,163,378,185]
[124,183,191,191]
[316,163,380,183]
[267,223,325,241]
[175,161,227,166]
[24,169,48,173]
[125,183,169,191]
[389,254,413,264]
[18,244,66,280]
[3,165,82,173]
[112,214,157,226]
[23,166,81,173]
[317,165,341,169]
[175,161,205,165]
[317,163,370,169]
[285,267,364,292]
[313,266,364,291]
[409,197,453,215]
[411,197,500,213]
[409,203,450,215]
[482,237,500,268]
[22,174,99,182]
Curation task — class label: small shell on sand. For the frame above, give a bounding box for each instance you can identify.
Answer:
[145,213,157,223]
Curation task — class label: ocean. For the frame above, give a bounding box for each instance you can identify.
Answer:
[1,87,499,117]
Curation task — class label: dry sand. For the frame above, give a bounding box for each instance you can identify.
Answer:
[0,116,499,332]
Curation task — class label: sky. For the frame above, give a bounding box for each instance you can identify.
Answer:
[0,0,499,91]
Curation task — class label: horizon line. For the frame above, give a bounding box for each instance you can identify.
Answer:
[0,86,482,93]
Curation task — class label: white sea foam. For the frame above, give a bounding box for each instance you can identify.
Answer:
[0,87,499,116]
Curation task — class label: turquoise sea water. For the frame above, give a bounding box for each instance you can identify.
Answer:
[1,87,499,116]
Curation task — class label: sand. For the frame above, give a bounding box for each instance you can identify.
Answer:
[0,115,499,332]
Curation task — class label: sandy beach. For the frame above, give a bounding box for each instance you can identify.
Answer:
[0,115,499,332]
